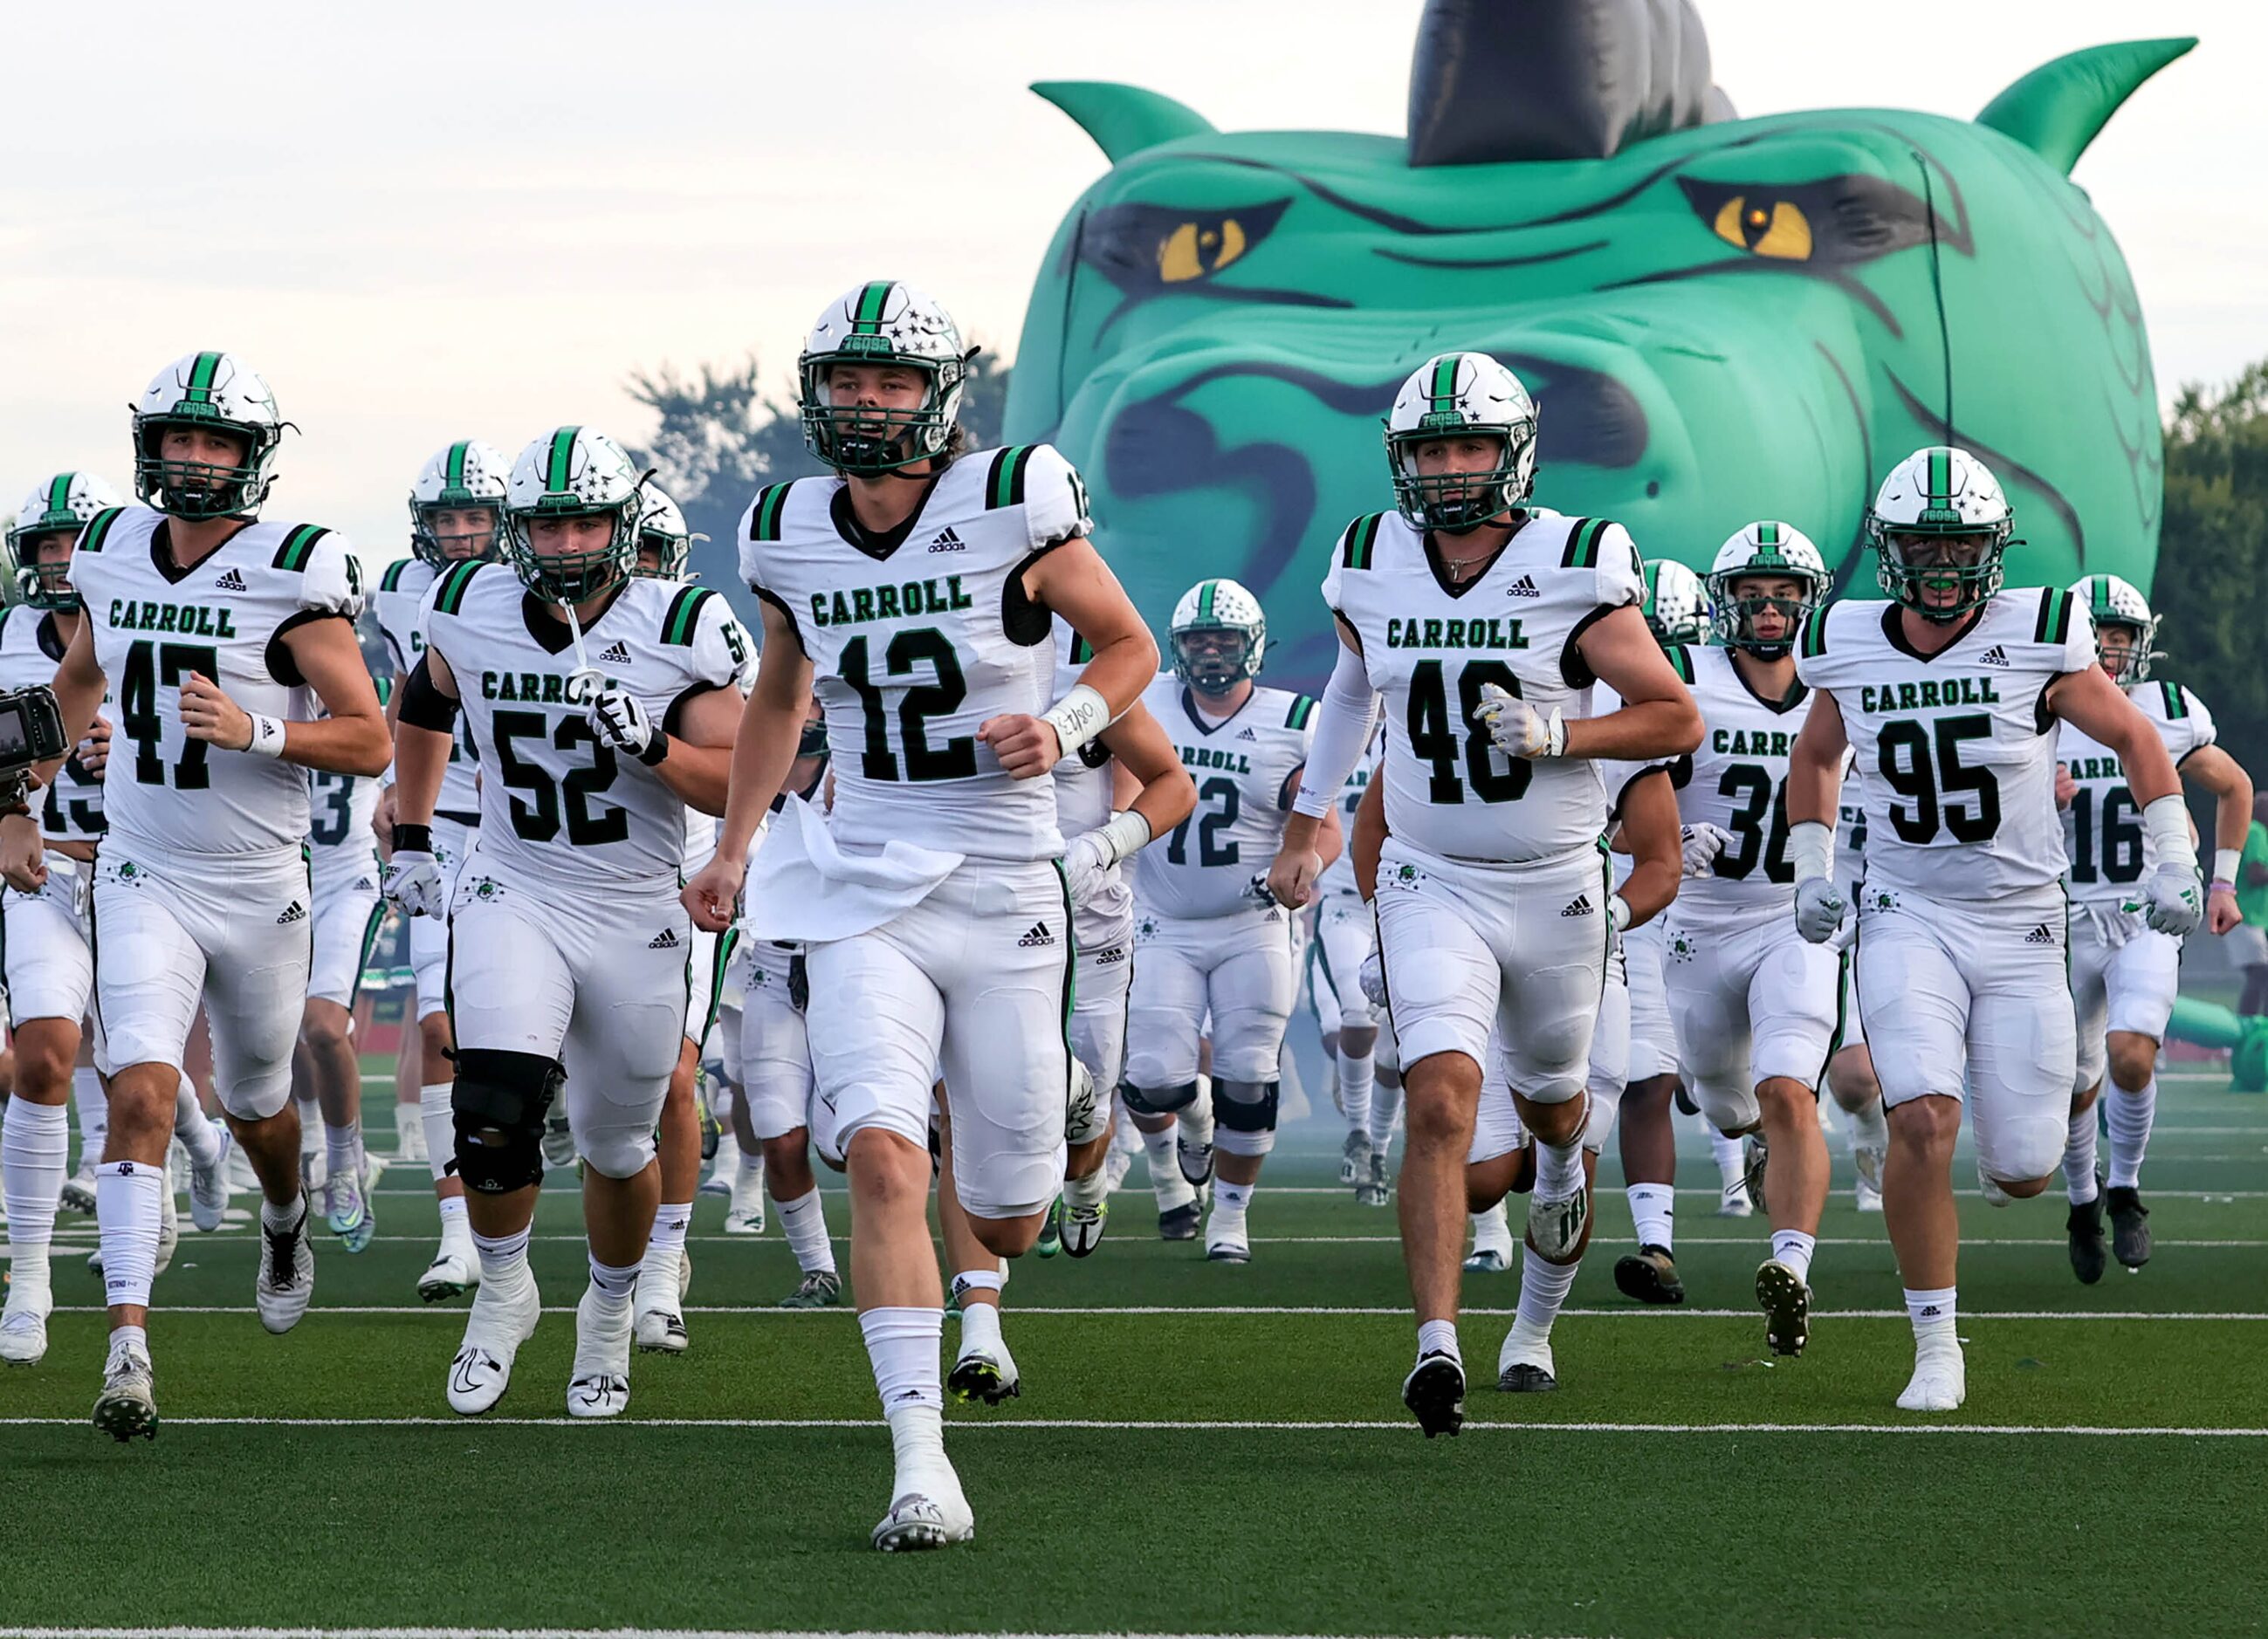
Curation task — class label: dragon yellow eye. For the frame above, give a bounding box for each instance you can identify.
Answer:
[1158,217,1249,282]
[1712,195,1813,260]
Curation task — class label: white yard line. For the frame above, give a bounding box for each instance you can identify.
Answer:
[37,1304,2268,1320]
[0,1417,2256,1438]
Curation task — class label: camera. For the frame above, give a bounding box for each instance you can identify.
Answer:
[0,684,70,816]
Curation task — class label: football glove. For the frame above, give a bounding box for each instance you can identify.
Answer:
[1793,876,1845,944]
[1471,682,1565,758]
[384,850,444,918]
[1063,827,1114,909]
[1357,951,1388,1009]
[1680,822,1731,877]
[588,685,662,763]
[2142,861,2204,937]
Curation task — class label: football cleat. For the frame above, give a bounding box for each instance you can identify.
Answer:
[1034,1197,1063,1258]
[1462,1248,1510,1273]
[448,1272,541,1415]
[1158,1201,1201,1242]
[1897,1341,1966,1412]
[324,1162,375,1253]
[540,1113,576,1171]
[394,1110,429,1164]
[635,1249,690,1354]
[187,1127,234,1232]
[1742,1135,1770,1216]
[1756,1258,1811,1356]
[1715,1179,1754,1218]
[59,1164,97,1215]
[254,1201,314,1333]
[1673,1082,1700,1117]
[778,1269,842,1309]
[2067,1183,2108,1285]
[1496,1333,1557,1393]
[92,1344,158,1442]
[1204,1209,1251,1265]
[1612,1244,1686,1306]
[723,1198,766,1236]
[1,1287,52,1367]
[1401,1349,1466,1437]
[1524,1186,1589,1265]
[1356,1149,1392,1208]
[1059,1198,1108,1258]
[947,1337,1020,1406]
[1340,1128,1372,1187]
[2106,1186,2152,1268]
[1976,1156,2011,1208]
[1852,1140,1887,1212]
[1464,1203,1515,1272]
[567,1286,634,1417]
[418,1246,478,1303]
[702,1132,745,1197]
[871,1484,975,1553]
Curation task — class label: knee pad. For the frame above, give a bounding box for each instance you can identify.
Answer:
[1121,1080,1198,1117]
[450,1049,565,1195]
[1213,1079,1280,1156]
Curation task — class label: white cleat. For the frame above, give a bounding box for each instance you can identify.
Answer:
[447,1272,541,1415]
[155,1185,179,1278]
[701,1133,744,1197]
[947,1333,1021,1405]
[1898,1342,1967,1411]
[871,1476,975,1552]
[1854,1141,1887,1213]
[635,1247,690,1354]
[418,1245,478,1303]
[1,1287,52,1367]
[253,1201,315,1334]
[566,1286,634,1417]
[188,1128,234,1233]
[92,1343,158,1442]
[723,1200,766,1235]
[1715,1179,1755,1218]
[1102,1140,1134,1196]
[394,1112,429,1165]
[1524,1186,1589,1264]
[59,1164,97,1215]
[1976,1157,2011,1208]
[540,1114,576,1171]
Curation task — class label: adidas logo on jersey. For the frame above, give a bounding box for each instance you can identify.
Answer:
[1236,726,1258,741]
[1561,894,1595,918]
[927,527,966,553]
[1979,644,2010,668]
[213,566,250,593]
[1506,573,1540,598]
[2024,922,2058,946]
[648,929,681,950]
[596,641,631,665]
[276,901,307,925]
[1017,921,1057,948]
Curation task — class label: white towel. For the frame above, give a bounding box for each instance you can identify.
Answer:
[742,794,963,943]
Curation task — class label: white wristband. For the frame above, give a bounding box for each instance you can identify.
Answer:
[1788,820,1834,884]
[1041,682,1111,759]
[2214,847,2240,887]
[2143,793,2197,870]
[1092,808,1154,868]
[244,714,287,759]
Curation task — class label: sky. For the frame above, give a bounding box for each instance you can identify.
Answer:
[3,0,2260,565]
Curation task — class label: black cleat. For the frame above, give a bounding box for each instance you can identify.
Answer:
[1402,1350,1466,1437]
[1158,1202,1201,1242]
[2066,1188,2108,1285]
[1496,1361,1557,1393]
[2106,1186,2152,1269]
[1613,1244,1686,1305]
[1755,1258,1811,1357]
[1673,1082,1699,1117]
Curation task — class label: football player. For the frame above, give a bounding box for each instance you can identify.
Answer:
[1827,765,1889,1213]
[1660,523,1843,1355]
[2054,574,2250,1279]
[1306,722,1388,1201]
[1789,446,2203,1410]
[1269,350,1701,1435]
[684,281,1157,1551]
[389,426,751,1418]
[0,353,390,1437]
[1124,579,1331,1263]
[372,439,508,1300]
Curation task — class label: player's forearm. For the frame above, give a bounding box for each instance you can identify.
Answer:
[281,714,393,778]
[390,725,451,826]
[1785,744,1842,827]
[654,741,733,817]
[37,655,108,787]
[1314,806,1345,872]
[1620,854,1680,928]
[1290,642,1378,817]
[1127,766,1197,840]
[1071,627,1160,718]
[2196,752,2255,857]
[2111,720,2181,807]
[717,693,803,857]
[1560,696,1702,762]
[1351,765,1385,900]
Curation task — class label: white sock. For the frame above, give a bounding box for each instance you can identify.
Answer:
[261,1193,309,1232]
[1063,1164,1110,1210]
[1770,1229,1817,1284]
[1845,1098,1888,1153]
[958,1297,1003,1356]
[1339,1046,1374,1134]
[1214,1179,1253,1216]
[587,1252,640,1310]
[1625,1182,1675,1251]
[420,1083,456,1183]
[1416,1316,1460,1360]
[1533,1121,1585,1198]
[1511,1246,1581,1341]
[73,1068,107,1168]
[298,1099,321,1160]
[1711,1128,1746,1188]
[2106,1078,2155,1190]
[324,1121,363,1183]
[1368,1078,1403,1153]
[2,1099,70,1281]
[1469,1203,1514,1256]
[107,1322,149,1366]
[776,1187,836,1275]
[95,1160,166,1309]
[861,1306,946,1485]
[2063,1104,2100,1204]
[172,1075,224,1169]
[1141,1127,1193,1210]
[437,1194,471,1246]
[649,1200,692,1256]
[472,1224,533,1289]
[736,1149,766,1195]
[1905,1285,1956,1342]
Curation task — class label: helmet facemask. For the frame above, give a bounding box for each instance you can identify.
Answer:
[507,498,639,605]
[2095,620,2160,685]
[1708,566,1822,658]
[798,347,966,477]
[634,528,691,580]
[1870,521,2010,623]
[1172,624,1261,695]
[1387,422,1535,534]
[3,529,81,612]
[133,412,278,520]
[410,502,504,568]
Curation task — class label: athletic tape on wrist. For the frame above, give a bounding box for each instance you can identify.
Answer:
[1041,682,1110,758]
[1787,820,1834,883]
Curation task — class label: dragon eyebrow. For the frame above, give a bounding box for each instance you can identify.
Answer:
[1371,239,1609,271]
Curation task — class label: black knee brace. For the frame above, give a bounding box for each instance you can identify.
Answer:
[1121,1080,1199,1117]
[450,1048,566,1195]
[1215,1079,1280,1134]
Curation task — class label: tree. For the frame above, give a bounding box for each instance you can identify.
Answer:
[2153,360,2268,782]
[626,350,1013,611]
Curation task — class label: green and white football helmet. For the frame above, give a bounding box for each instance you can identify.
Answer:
[132,350,285,519]
[1866,445,2014,622]
[797,280,969,477]
[1384,351,1538,532]
[4,471,123,610]
[503,426,644,603]
[634,483,706,580]
[409,440,510,567]
[1708,521,1828,657]
[1170,577,1267,694]
[2072,573,2161,684]
[1642,558,1710,647]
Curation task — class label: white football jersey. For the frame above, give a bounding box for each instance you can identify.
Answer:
[1052,619,1136,948]
[2058,678,2216,908]
[309,767,381,892]
[739,442,1091,862]
[375,556,483,820]
[1316,718,1386,901]
[1323,507,1645,864]
[70,504,362,858]
[1797,587,2096,900]
[0,606,106,842]
[421,563,753,887]
[1667,643,1817,922]
[1131,674,1315,921]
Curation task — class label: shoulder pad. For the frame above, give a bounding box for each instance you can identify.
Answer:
[1339,513,1388,571]
[432,559,484,618]
[1799,604,1832,661]
[1285,694,1317,730]
[271,524,331,573]
[747,482,796,543]
[2157,680,2187,720]
[77,506,127,554]
[981,445,1044,511]
[2031,586,2076,647]
[662,585,716,647]
[380,558,416,593]
[1560,517,1616,569]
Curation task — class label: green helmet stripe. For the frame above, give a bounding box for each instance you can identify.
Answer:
[183,351,221,402]
[45,474,73,517]
[1198,581,1217,621]
[1428,355,1459,408]
[1927,448,1950,503]
[446,442,469,490]
[1757,521,1780,546]
[851,280,894,334]
[546,426,581,492]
